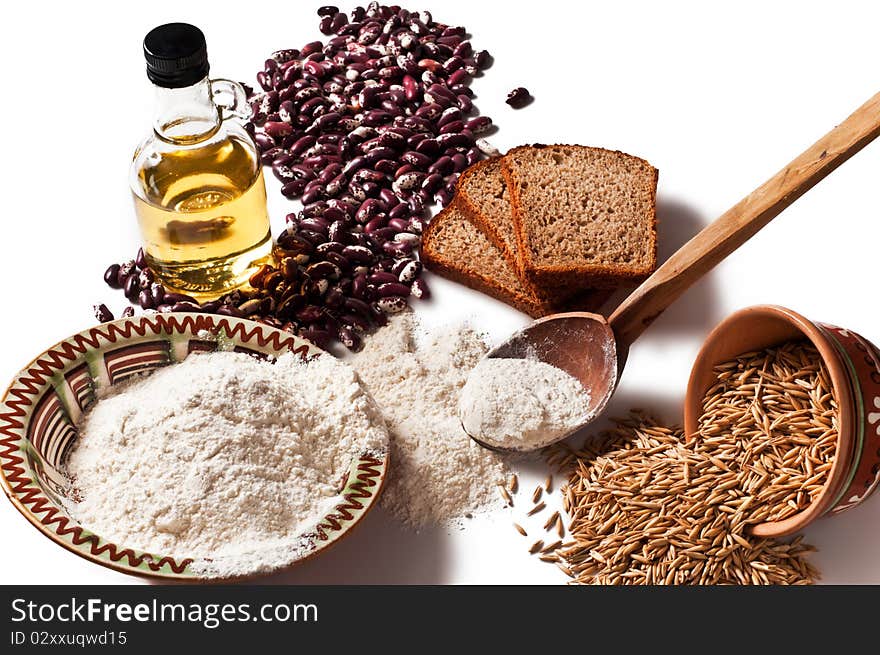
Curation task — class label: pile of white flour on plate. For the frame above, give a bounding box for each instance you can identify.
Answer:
[64,350,387,578]
[459,358,593,450]
[351,313,510,529]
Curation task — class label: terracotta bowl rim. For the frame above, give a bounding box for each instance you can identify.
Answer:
[684,304,855,538]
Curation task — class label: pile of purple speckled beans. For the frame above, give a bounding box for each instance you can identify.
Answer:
[98,3,523,351]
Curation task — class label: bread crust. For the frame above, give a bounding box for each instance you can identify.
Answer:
[456,157,594,302]
[455,158,521,271]
[501,144,658,290]
[420,200,610,317]
[420,200,549,316]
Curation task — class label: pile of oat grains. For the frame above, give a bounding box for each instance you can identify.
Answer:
[508,339,839,585]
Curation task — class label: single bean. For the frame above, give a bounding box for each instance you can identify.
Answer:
[264,271,285,293]
[476,138,501,157]
[342,244,374,263]
[414,138,441,157]
[171,301,202,313]
[438,132,473,149]
[369,271,398,285]
[387,217,411,232]
[264,121,293,138]
[116,260,136,287]
[418,173,441,194]
[282,178,307,197]
[93,303,114,323]
[377,282,411,297]
[382,240,413,257]
[301,327,333,349]
[163,292,199,305]
[397,259,422,283]
[465,116,492,134]
[376,295,408,313]
[150,283,165,305]
[506,86,532,108]
[414,103,443,120]
[327,217,350,241]
[324,251,350,272]
[388,202,409,219]
[123,274,140,301]
[337,325,363,351]
[299,217,329,234]
[365,216,389,233]
[392,171,424,192]
[394,232,420,245]
[344,295,373,316]
[400,150,432,168]
[103,263,122,289]
[306,261,342,280]
[410,277,430,299]
[368,227,397,241]
[137,289,155,309]
[427,155,453,175]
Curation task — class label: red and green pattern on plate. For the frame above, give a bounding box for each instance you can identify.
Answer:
[0,313,388,580]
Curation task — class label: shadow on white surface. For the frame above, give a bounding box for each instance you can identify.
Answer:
[650,196,723,338]
[257,507,450,585]
[803,491,880,584]
[598,195,723,340]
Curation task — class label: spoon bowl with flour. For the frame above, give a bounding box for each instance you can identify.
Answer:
[459,312,616,452]
[461,88,880,452]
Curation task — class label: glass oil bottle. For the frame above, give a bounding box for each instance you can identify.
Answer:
[130,23,272,297]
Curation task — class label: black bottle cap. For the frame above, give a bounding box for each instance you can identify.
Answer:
[143,23,210,88]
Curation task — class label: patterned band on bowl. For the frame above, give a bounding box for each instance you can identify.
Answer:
[0,314,388,580]
[818,324,880,515]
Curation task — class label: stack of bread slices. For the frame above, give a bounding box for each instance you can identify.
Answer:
[421,144,659,317]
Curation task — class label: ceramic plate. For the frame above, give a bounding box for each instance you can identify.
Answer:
[0,313,388,580]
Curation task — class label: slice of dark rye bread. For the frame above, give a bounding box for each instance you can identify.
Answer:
[501,144,658,289]
[455,157,520,271]
[420,201,610,317]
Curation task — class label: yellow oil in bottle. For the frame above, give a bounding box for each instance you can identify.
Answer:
[132,137,273,297]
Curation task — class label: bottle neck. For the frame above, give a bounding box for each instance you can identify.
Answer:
[153,77,220,144]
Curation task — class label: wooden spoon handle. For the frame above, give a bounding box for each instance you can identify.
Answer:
[608,90,880,347]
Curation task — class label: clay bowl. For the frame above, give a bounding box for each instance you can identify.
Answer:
[684,305,880,538]
[0,313,388,581]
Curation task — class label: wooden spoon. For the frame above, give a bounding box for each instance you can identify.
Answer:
[464,89,880,452]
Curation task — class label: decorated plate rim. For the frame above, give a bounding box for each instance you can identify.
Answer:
[0,313,389,581]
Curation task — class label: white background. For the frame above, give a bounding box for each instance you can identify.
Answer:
[1,0,879,585]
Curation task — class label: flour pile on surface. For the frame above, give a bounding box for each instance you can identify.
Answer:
[64,351,387,578]
[351,313,510,529]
